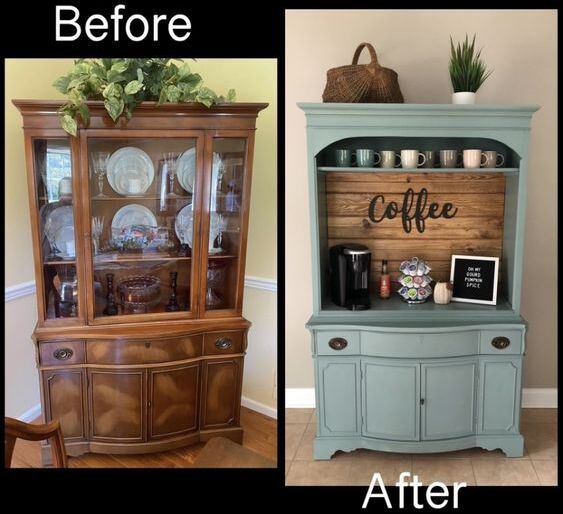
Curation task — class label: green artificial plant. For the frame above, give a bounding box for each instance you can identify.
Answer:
[53,58,236,136]
[449,34,493,93]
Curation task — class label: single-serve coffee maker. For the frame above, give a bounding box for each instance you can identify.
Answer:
[329,244,371,310]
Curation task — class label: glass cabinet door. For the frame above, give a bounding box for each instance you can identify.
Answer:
[202,137,248,314]
[84,134,202,322]
[32,138,81,321]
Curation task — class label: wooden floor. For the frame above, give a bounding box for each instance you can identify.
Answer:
[10,407,277,468]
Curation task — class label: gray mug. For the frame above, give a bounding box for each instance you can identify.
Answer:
[440,150,462,168]
[356,149,381,168]
[421,151,436,168]
[335,149,353,167]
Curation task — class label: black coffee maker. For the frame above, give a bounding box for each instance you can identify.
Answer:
[329,244,371,310]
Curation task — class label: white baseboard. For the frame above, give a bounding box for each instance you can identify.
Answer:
[522,388,557,408]
[286,388,316,408]
[17,403,42,423]
[286,387,558,409]
[241,396,277,419]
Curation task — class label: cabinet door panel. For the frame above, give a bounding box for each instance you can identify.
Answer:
[421,360,476,440]
[317,357,361,436]
[362,359,419,441]
[89,369,146,442]
[42,369,87,441]
[478,358,522,434]
[200,358,242,429]
[149,364,199,439]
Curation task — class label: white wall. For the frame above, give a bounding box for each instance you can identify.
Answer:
[285,9,557,391]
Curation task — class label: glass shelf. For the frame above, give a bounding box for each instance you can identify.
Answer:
[91,195,192,201]
[43,260,77,266]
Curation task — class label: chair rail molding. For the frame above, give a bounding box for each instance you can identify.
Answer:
[5,276,276,303]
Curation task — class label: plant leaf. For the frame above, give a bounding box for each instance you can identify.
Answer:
[136,67,144,83]
[77,104,90,126]
[166,85,181,103]
[111,61,129,74]
[227,89,236,102]
[124,80,144,95]
[53,76,71,94]
[104,97,124,121]
[61,114,77,136]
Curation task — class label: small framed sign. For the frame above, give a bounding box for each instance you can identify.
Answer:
[450,255,500,305]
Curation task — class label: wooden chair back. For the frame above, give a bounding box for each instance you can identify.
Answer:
[5,417,68,468]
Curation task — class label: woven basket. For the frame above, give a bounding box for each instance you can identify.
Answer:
[322,42,404,103]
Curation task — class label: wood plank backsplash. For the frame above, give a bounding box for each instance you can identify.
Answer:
[325,172,505,289]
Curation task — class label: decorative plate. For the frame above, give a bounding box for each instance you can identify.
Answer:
[111,204,158,238]
[54,225,75,259]
[45,205,74,255]
[107,147,155,195]
[175,203,194,247]
[177,148,196,193]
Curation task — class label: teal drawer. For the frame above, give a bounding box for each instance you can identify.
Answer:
[479,330,524,355]
[316,331,360,355]
[361,331,479,358]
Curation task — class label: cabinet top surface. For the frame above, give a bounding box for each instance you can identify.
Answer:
[13,99,269,117]
[298,103,539,116]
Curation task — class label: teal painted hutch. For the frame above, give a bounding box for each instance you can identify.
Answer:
[299,104,538,459]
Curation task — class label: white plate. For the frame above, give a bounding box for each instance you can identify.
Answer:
[107,147,155,195]
[210,154,224,211]
[111,204,158,237]
[177,148,196,193]
[54,225,75,259]
[175,203,194,246]
[45,205,74,254]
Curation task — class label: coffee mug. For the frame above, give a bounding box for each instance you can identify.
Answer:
[421,150,436,168]
[463,149,486,169]
[356,149,380,167]
[440,150,462,168]
[482,151,505,168]
[335,149,353,167]
[381,150,401,168]
[401,149,426,168]
[128,178,143,194]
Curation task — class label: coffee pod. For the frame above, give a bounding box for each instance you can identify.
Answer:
[399,260,409,273]
[400,275,414,287]
[408,288,418,300]
[407,263,418,276]
[398,286,409,297]
[413,275,423,286]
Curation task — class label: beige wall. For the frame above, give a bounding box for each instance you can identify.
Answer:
[285,10,557,390]
[5,58,277,416]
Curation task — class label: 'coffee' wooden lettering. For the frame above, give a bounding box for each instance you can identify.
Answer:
[368,188,458,233]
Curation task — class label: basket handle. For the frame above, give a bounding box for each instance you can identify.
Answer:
[352,43,380,67]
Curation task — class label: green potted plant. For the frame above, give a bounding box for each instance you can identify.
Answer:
[449,34,493,104]
[53,58,235,135]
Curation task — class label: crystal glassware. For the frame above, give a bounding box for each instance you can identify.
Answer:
[91,151,110,198]
[164,152,179,197]
[91,216,104,255]
[44,216,62,260]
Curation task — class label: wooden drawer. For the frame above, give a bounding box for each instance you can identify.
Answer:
[87,335,202,365]
[203,331,245,355]
[361,331,479,358]
[316,331,360,355]
[479,330,524,355]
[39,340,85,366]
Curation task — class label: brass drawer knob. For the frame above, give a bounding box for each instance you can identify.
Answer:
[491,336,511,349]
[53,348,74,360]
[328,338,348,351]
[215,337,233,350]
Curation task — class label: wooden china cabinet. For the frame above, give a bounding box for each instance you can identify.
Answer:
[14,100,267,464]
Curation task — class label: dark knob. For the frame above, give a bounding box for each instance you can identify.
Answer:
[328,338,348,351]
[420,398,425,405]
[491,336,510,349]
[53,348,73,360]
[145,342,151,348]
[215,337,233,350]
[228,417,235,425]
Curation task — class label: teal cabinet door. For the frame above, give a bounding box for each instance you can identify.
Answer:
[316,357,361,436]
[478,358,522,434]
[362,359,419,441]
[421,360,477,440]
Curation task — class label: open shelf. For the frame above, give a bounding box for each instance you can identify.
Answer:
[94,252,192,264]
[317,167,519,174]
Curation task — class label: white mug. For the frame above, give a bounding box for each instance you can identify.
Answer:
[463,149,486,169]
[380,150,401,168]
[401,150,426,168]
[482,151,505,168]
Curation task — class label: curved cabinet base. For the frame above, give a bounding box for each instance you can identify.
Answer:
[41,427,243,466]
[314,434,524,460]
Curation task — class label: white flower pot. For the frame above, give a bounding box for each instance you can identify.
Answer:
[452,92,476,104]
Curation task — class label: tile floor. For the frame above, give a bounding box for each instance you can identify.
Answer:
[285,408,557,486]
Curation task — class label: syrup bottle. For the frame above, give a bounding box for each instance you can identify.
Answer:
[380,259,391,299]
